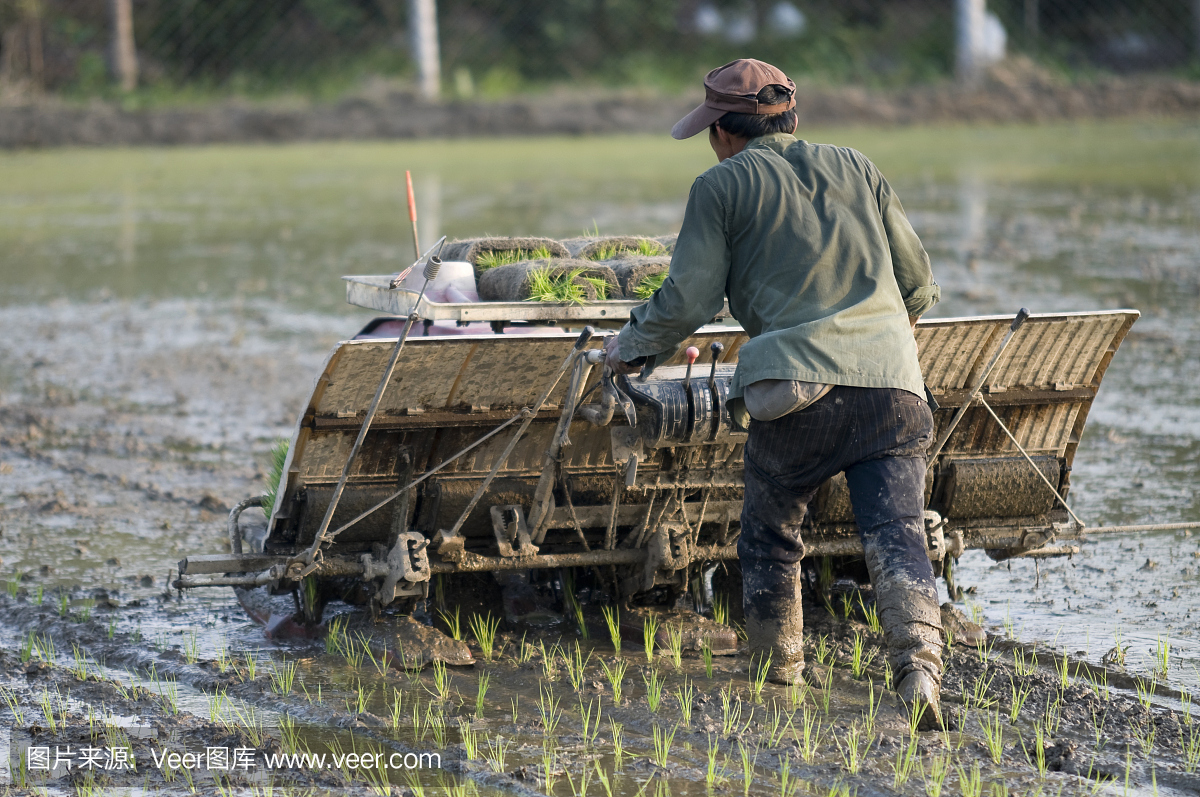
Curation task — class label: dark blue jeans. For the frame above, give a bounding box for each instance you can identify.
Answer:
[739,385,943,682]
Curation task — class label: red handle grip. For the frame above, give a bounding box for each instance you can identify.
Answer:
[406,171,418,223]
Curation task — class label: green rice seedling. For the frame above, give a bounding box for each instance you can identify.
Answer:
[1009,677,1032,723]
[0,686,25,724]
[857,593,883,635]
[1021,719,1049,776]
[633,272,668,300]
[643,667,665,712]
[1180,686,1192,724]
[1055,652,1072,690]
[270,660,298,694]
[581,274,610,302]
[814,634,832,667]
[243,648,259,680]
[34,584,43,605]
[749,652,771,703]
[541,742,557,793]
[71,644,89,680]
[77,597,95,622]
[958,761,984,797]
[475,671,490,717]
[486,734,511,773]
[835,723,872,774]
[429,659,451,700]
[1043,692,1064,734]
[579,696,602,747]
[563,641,591,691]
[738,741,757,797]
[1107,628,1129,668]
[511,696,519,724]
[778,757,800,797]
[158,678,180,715]
[665,624,684,670]
[538,640,561,679]
[839,592,854,620]
[769,704,795,747]
[862,679,881,738]
[600,606,620,653]
[786,671,808,710]
[426,704,447,748]
[58,592,69,617]
[261,437,288,515]
[818,662,834,715]
[461,722,480,760]
[711,593,730,625]
[526,268,590,305]
[973,669,998,710]
[594,760,613,797]
[609,718,625,766]
[214,638,230,673]
[18,631,34,663]
[347,679,375,715]
[981,709,1005,764]
[600,657,627,703]
[850,632,876,679]
[5,579,17,598]
[721,684,742,735]
[643,614,660,662]
[702,638,714,679]
[515,632,535,665]
[675,676,695,727]
[892,732,919,787]
[1182,722,1199,773]
[277,714,300,755]
[883,659,895,690]
[1134,718,1157,757]
[475,246,556,271]
[1135,675,1156,709]
[538,683,561,736]
[344,635,368,669]
[438,606,463,641]
[469,612,501,662]
[705,735,723,787]
[1087,667,1110,701]
[1155,636,1170,676]
[1013,647,1037,677]
[412,698,427,741]
[387,687,404,727]
[924,753,952,797]
[324,614,348,655]
[34,633,55,664]
[796,705,823,762]
[181,631,199,665]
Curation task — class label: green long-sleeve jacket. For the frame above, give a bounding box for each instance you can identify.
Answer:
[617,132,938,399]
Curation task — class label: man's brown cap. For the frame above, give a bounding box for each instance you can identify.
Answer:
[672,58,797,140]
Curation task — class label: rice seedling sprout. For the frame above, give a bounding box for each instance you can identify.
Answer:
[643,614,659,662]
[643,667,665,712]
[600,657,627,703]
[601,605,620,653]
[469,612,501,662]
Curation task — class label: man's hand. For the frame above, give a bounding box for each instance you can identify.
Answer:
[604,336,642,375]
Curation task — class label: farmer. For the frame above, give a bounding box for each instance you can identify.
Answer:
[604,59,945,727]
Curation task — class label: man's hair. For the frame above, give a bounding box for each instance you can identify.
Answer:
[711,84,797,139]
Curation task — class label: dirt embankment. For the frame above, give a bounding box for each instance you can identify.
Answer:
[2,59,1199,149]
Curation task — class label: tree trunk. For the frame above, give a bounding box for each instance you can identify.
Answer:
[110,0,138,92]
[409,0,440,100]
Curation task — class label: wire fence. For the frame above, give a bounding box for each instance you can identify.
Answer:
[1,0,1198,98]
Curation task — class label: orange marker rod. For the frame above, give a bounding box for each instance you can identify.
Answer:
[406,170,421,261]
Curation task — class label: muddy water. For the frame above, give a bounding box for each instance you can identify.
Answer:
[1,121,1199,794]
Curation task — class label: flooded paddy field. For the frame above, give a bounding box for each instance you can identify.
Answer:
[1,121,1199,795]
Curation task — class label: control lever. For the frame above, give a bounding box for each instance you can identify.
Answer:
[707,341,724,390]
[682,346,700,392]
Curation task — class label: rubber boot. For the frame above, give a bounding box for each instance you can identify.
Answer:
[741,558,805,685]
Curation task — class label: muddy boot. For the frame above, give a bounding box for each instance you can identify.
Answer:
[940,602,986,647]
[742,561,805,685]
[898,670,942,731]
